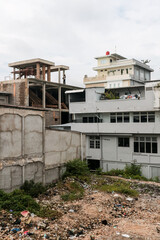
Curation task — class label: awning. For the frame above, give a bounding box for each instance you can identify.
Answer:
[65,89,84,94]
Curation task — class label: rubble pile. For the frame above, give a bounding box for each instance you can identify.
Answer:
[0,176,160,239]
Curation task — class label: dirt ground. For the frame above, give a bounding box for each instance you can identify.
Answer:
[1,176,160,240]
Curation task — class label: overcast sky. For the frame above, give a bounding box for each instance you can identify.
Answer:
[0,0,160,86]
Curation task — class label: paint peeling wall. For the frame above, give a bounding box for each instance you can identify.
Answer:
[0,107,85,191]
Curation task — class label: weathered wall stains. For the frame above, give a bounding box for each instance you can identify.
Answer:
[0,107,86,191]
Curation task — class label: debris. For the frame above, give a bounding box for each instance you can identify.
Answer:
[122,234,130,238]
[21,210,29,217]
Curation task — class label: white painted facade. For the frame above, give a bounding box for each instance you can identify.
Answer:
[67,81,160,179]
[84,53,154,89]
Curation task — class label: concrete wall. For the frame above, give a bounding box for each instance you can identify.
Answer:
[0,107,85,191]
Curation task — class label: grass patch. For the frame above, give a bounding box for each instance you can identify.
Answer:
[94,180,139,197]
[61,181,84,201]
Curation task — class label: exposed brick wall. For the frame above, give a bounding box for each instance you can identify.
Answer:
[45,110,60,127]
[0,79,28,106]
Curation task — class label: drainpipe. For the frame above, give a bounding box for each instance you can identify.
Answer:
[81,132,83,161]
[42,113,46,185]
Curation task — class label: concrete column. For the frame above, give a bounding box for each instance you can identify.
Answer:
[58,68,61,83]
[58,86,61,123]
[36,63,40,79]
[47,66,51,82]
[42,65,46,81]
[43,83,46,108]
[13,67,16,80]
[63,70,66,84]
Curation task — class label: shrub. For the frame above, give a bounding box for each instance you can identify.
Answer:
[0,189,40,214]
[63,159,90,178]
[124,163,141,176]
[20,180,46,197]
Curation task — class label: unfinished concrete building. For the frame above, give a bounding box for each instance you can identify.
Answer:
[0,58,80,126]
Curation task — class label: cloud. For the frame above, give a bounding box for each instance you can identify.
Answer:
[0,0,160,86]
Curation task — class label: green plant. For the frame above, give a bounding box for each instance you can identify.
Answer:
[0,189,40,214]
[20,180,46,197]
[61,181,84,201]
[124,163,141,176]
[95,180,138,197]
[95,168,103,175]
[63,159,90,178]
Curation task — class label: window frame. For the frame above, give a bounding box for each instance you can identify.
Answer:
[89,136,100,149]
[118,137,130,147]
[134,136,158,154]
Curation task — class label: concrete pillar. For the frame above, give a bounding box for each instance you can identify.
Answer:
[58,68,61,83]
[42,65,46,81]
[43,83,46,108]
[36,63,40,79]
[58,86,61,123]
[13,67,16,80]
[47,66,51,82]
[63,70,66,84]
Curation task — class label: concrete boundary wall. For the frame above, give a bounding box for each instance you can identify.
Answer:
[0,107,86,191]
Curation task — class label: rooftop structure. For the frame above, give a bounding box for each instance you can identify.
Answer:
[84,52,154,88]
[9,58,69,84]
[1,58,80,126]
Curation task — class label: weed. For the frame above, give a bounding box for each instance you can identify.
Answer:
[94,180,138,197]
[63,159,90,178]
[20,180,46,197]
[61,180,84,201]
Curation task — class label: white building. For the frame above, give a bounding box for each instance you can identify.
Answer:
[66,79,160,179]
[84,52,153,89]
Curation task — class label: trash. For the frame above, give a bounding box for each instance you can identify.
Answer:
[21,210,29,217]
[69,209,74,213]
[11,228,21,233]
[122,234,130,238]
[23,231,29,235]
[101,220,108,225]
[14,218,21,225]
[126,197,134,202]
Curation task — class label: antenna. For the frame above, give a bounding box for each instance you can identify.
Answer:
[141,59,151,64]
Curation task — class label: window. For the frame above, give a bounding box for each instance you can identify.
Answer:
[126,69,128,74]
[133,112,155,123]
[89,136,100,149]
[134,136,157,154]
[100,59,107,64]
[110,113,130,123]
[83,116,102,123]
[118,137,129,147]
[121,69,124,75]
[110,59,112,63]
[110,113,116,123]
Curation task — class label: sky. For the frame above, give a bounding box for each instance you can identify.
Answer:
[0,0,160,87]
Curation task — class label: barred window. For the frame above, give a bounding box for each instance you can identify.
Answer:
[89,136,100,149]
[134,136,157,154]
